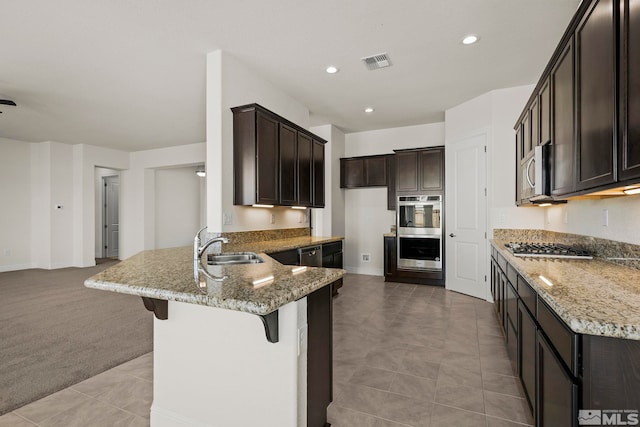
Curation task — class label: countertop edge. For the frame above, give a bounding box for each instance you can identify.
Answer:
[491,240,640,340]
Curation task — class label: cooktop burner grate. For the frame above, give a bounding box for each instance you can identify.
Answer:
[504,242,593,259]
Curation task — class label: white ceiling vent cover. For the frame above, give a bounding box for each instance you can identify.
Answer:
[361,53,392,70]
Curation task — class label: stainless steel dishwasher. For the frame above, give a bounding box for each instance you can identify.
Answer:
[298,245,322,267]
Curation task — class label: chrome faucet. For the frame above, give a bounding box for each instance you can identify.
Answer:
[194,226,229,262]
[194,227,229,285]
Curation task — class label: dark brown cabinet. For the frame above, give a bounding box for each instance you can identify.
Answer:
[619,0,640,181]
[322,241,344,294]
[297,133,313,206]
[537,331,578,427]
[505,280,518,374]
[232,104,326,207]
[519,300,537,414]
[387,155,396,210]
[551,39,576,196]
[540,79,551,145]
[383,236,397,280]
[340,155,387,188]
[575,0,616,191]
[279,123,297,205]
[394,147,444,194]
[306,283,333,427]
[312,139,325,208]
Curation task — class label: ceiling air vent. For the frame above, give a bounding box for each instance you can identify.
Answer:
[361,53,392,71]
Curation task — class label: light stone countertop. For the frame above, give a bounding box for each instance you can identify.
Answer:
[492,240,640,340]
[85,237,345,316]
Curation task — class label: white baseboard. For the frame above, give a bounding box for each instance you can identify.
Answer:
[345,266,384,276]
[0,263,34,272]
[151,405,206,427]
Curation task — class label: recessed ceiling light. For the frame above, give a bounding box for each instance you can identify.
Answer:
[364,107,375,113]
[325,66,339,74]
[462,35,479,45]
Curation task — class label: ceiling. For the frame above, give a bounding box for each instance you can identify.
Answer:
[0,0,580,152]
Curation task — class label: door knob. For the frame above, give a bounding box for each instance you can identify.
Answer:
[449,233,456,237]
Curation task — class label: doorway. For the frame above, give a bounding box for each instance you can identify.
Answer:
[445,131,488,300]
[102,175,120,258]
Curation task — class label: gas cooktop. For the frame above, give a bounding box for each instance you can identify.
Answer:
[504,242,593,259]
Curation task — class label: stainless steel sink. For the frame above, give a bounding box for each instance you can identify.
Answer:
[207,252,264,266]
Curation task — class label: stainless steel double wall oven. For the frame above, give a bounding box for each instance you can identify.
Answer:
[396,195,442,271]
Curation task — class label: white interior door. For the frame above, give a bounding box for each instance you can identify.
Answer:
[445,132,488,300]
[103,175,120,258]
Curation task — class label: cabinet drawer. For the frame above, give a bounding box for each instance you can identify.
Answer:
[322,241,342,256]
[517,276,537,316]
[497,252,507,272]
[506,264,518,291]
[537,297,580,376]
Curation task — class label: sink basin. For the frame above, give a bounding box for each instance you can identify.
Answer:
[207,252,264,266]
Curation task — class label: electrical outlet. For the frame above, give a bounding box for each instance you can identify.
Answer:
[564,211,569,224]
[362,253,371,262]
[270,213,276,224]
[602,209,609,226]
[223,212,233,225]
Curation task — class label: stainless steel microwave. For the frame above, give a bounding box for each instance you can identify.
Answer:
[523,144,552,202]
[397,195,442,236]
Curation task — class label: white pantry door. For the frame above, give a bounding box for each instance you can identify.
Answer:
[445,132,488,300]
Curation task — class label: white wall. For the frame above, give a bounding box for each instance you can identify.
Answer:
[0,138,32,271]
[154,167,203,249]
[445,85,546,237]
[207,50,314,233]
[343,123,445,275]
[545,195,640,244]
[120,143,205,260]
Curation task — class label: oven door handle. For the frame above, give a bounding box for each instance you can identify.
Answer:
[398,234,441,239]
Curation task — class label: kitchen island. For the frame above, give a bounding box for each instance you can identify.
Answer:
[85,237,345,427]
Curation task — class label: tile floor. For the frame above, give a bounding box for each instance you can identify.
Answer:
[0,274,532,427]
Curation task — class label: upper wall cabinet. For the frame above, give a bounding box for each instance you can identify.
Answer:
[340,155,387,188]
[514,0,640,202]
[394,147,444,194]
[619,0,640,181]
[232,103,326,208]
[575,0,616,191]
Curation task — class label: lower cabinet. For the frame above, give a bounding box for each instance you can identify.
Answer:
[537,330,578,427]
[307,283,333,427]
[384,236,397,280]
[322,241,344,295]
[268,248,299,265]
[519,300,537,413]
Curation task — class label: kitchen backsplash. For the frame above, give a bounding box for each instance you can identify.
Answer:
[221,227,310,244]
[494,229,640,270]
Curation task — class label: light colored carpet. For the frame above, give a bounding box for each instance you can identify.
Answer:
[0,261,153,415]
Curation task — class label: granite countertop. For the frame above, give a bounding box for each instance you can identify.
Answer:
[85,236,345,316]
[492,240,640,340]
[383,232,396,237]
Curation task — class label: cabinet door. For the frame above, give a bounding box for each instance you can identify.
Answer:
[505,280,518,375]
[419,148,444,191]
[365,156,387,186]
[256,112,279,204]
[384,236,397,279]
[279,123,297,205]
[523,111,532,158]
[551,38,577,196]
[531,99,540,150]
[312,139,325,207]
[619,0,640,180]
[519,300,536,416]
[540,79,551,145]
[515,125,523,205]
[387,155,396,210]
[537,331,578,427]
[396,151,418,192]
[340,158,365,188]
[297,133,313,206]
[576,0,616,191]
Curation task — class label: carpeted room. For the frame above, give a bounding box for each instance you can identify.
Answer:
[0,260,153,415]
